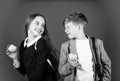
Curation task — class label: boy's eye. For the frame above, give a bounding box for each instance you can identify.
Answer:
[66,26,70,29]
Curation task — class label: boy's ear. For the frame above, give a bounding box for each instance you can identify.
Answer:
[79,22,87,29]
[78,23,84,29]
[83,22,87,28]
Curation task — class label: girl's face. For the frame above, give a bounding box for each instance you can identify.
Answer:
[28,16,45,37]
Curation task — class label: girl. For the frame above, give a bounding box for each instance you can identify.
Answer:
[6,13,59,81]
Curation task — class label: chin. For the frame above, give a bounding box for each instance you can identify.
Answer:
[67,35,74,39]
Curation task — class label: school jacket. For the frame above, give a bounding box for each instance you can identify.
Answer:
[17,37,57,81]
[58,36,111,81]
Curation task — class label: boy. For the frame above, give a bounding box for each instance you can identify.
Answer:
[58,12,111,81]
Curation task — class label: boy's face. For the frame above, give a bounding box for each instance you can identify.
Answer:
[64,21,80,39]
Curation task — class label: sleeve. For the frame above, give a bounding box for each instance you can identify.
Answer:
[99,40,111,81]
[29,38,50,81]
[16,40,27,75]
[49,51,60,79]
[49,52,59,70]
[58,44,74,76]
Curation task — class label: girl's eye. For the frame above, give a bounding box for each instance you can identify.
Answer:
[41,23,44,27]
[35,21,39,25]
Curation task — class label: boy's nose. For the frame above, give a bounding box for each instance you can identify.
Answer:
[65,29,68,33]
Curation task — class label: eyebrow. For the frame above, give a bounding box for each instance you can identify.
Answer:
[35,20,45,25]
[36,21,39,23]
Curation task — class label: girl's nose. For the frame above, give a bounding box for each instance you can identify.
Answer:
[36,26,41,29]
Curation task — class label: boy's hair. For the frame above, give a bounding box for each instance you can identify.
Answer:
[63,12,88,26]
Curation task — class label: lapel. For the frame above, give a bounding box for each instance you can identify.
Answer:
[89,36,97,64]
[69,39,77,55]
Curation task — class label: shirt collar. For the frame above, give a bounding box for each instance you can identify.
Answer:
[24,35,42,47]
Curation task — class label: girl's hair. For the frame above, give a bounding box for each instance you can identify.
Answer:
[25,13,59,74]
